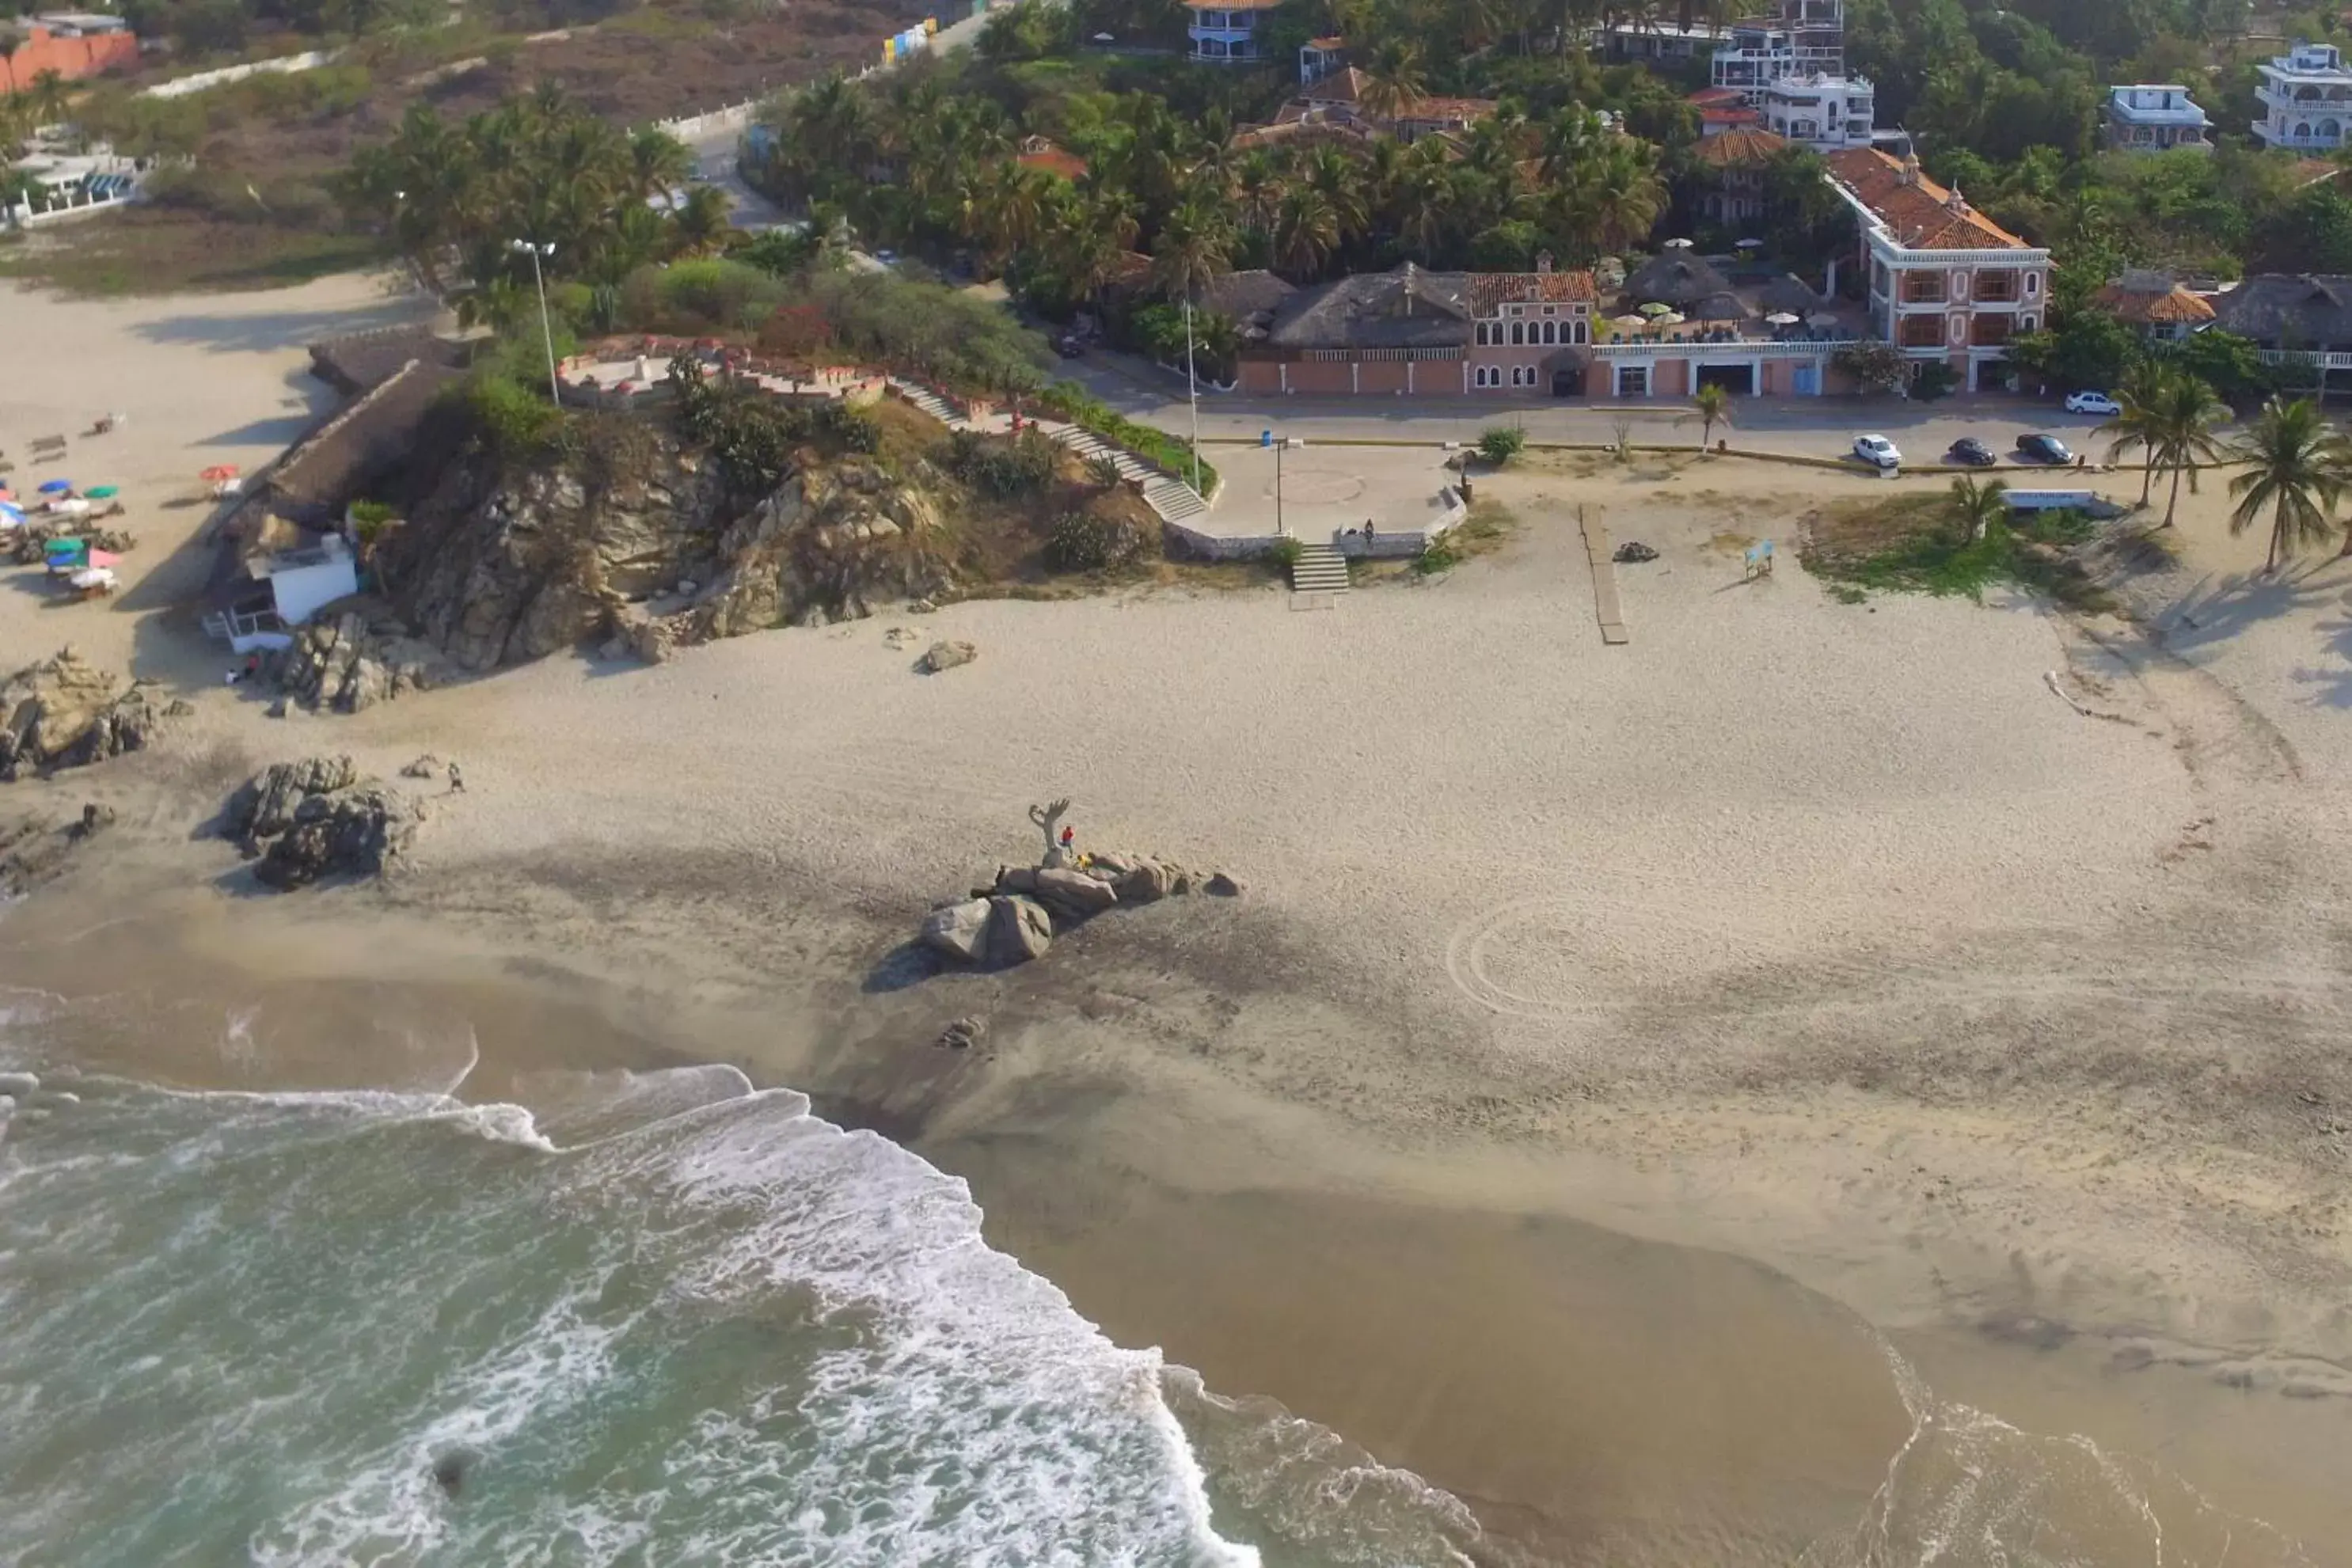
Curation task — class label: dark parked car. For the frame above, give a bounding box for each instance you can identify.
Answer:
[2016,433,2074,465]
[1054,334,1086,359]
[1947,438,1996,466]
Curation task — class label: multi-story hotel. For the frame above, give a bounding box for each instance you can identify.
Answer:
[1826,148,2052,393]
[2102,85,2213,152]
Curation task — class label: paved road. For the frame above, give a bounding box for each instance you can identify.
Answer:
[1061,351,2156,469]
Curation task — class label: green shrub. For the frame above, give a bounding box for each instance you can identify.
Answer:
[1476,427,1526,466]
[1264,537,1303,568]
[463,372,564,456]
[940,427,1060,498]
[1416,538,1460,574]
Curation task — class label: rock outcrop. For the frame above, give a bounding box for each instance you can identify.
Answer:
[0,803,115,897]
[225,755,421,890]
[917,851,1210,970]
[383,435,959,671]
[271,609,443,714]
[0,648,176,782]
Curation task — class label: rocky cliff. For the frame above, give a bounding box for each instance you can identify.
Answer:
[381,427,959,670]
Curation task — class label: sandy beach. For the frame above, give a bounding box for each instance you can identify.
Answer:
[3,278,2350,1562]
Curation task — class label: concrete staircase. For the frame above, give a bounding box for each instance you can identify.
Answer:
[886,378,1212,530]
[1289,542,1350,594]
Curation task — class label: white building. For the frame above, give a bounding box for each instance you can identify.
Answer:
[1712,0,1843,97]
[1761,74,1875,151]
[2103,85,2213,152]
[2255,41,2352,150]
[1598,20,1724,64]
[1181,0,1276,63]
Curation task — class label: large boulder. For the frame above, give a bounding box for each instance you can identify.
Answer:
[253,783,422,890]
[984,895,1053,966]
[919,898,992,964]
[918,640,976,675]
[1030,866,1117,924]
[227,755,359,849]
[1111,859,1173,905]
[0,648,173,782]
[225,756,420,890]
[274,610,439,715]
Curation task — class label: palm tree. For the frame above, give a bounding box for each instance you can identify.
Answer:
[27,70,69,131]
[1272,185,1341,279]
[1948,474,2011,543]
[2226,397,2350,575]
[628,128,692,204]
[1359,38,1426,123]
[2145,374,2228,529]
[1691,382,1731,450]
[1150,198,1235,302]
[1588,140,1666,252]
[2097,362,2169,506]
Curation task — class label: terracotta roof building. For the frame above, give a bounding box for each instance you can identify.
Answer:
[1240,259,1600,397]
[1015,135,1088,181]
[2091,269,2217,339]
[1822,147,2052,392]
[1299,66,1498,141]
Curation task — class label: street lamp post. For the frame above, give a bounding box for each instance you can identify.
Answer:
[508,238,560,406]
[1263,429,1300,537]
[1183,290,1202,495]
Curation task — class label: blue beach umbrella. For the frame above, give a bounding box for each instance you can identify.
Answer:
[37,479,72,494]
[0,501,23,529]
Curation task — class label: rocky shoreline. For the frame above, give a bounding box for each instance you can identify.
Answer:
[919,849,1238,970]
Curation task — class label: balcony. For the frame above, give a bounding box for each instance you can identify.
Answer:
[1898,277,1948,306]
[1974,271,2020,303]
[1970,317,2016,348]
[1897,318,1947,349]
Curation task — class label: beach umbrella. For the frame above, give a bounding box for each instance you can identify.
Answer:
[1655,311,1686,326]
[0,502,22,530]
[1662,237,1695,251]
[1611,314,1647,329]
[86,484,118,499]
[89,549,120,568]
[1639,302,1674,317]
[199,464,238,482]
[1736,237,1766,249]
[1765,311,1802,325]
[37,479,71,494]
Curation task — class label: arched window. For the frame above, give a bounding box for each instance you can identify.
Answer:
[2020,315,2037,333]
[1541,321,1556,344]
[1510,322,1526,345]
[2025,273,2039,298]
[2323,119,2343,140]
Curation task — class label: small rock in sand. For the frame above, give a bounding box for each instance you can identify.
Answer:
[400,754,443,780]
[1206,871,1244,898]
[937,1015,987,1050]
[918,640,978,675]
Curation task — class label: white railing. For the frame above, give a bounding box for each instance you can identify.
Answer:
[1594,334,1859,359]
[2256,348,2352,370]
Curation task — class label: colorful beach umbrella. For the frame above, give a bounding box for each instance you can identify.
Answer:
[199,465,239,482]
[0,502,23,530]
[37,479,71,494]
[86,484,118,499]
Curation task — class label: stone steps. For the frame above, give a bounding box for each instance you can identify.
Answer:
[1290,542,1349,594]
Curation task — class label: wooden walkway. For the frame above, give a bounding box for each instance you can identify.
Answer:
[1577,507,1629,646]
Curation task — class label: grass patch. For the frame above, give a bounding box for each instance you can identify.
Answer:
[0,213,382,297]
[1800,495,2114,609]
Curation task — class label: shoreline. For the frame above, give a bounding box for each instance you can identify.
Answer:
[5,773,2349,1561]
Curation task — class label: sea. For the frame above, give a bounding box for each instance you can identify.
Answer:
[0,984,2329,1567]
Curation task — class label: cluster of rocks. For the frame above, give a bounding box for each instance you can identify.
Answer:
[0,801,116,898]
[918,640,975,675]
[223,754,423,890]
[267,609,443,715]
[389,437,961,671]
[7,520,135,565]
[0,647,185,782]
[918,852,1238,970]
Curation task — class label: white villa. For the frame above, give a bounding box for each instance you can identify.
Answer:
[1712,0,1844,95]
[1181,0,1276,64]
[2103,85,2213,152]
[2255,41,2352,150]
[1760,74,1875,151]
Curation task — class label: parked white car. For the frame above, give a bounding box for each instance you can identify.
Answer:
[1852,434,1902,469]
[2063,390,2122,416]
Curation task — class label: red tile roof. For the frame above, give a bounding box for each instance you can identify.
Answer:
[1467,269,1599,311]
[1697,127,1784,165]
[2092,278,2217,325]
[1016,137,1087,180]
[1825,147,2035,252]
[1307,33,1343,47]
[1302,66,1493,126]
[1687,87,1746,107]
